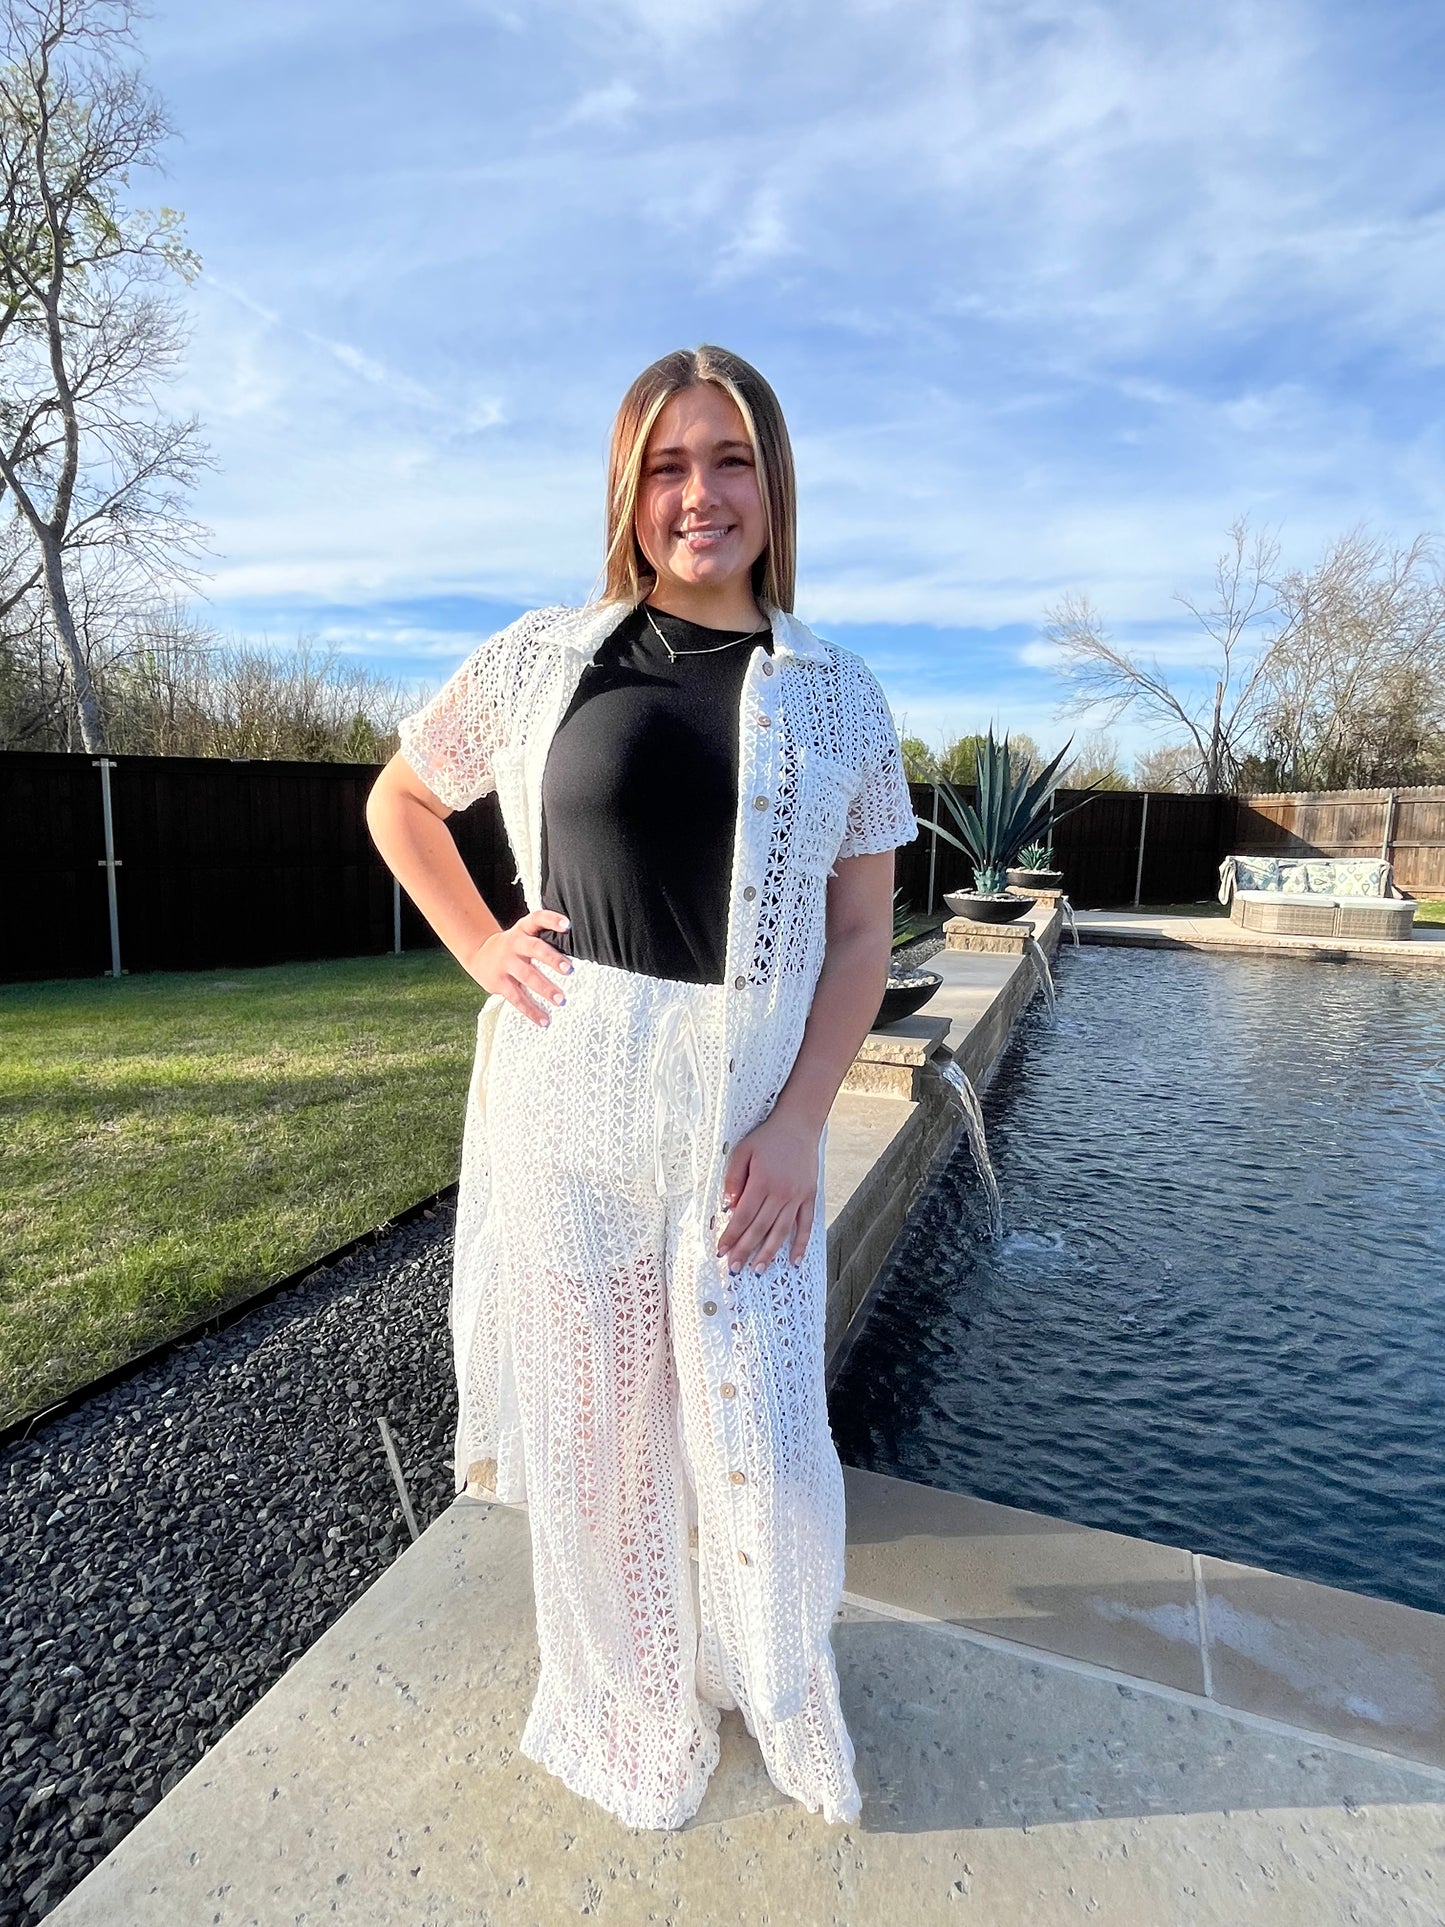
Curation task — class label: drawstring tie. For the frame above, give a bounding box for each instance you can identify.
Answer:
[652,1000,707,1200]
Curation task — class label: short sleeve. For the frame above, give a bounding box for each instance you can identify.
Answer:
[395,607,562,812]
[835,660,920,860]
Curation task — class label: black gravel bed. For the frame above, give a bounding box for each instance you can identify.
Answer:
[890,929,946,974]
[0,1204,462,1927]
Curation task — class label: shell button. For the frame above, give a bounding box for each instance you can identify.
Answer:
[743,885,757,901]
[762,661,774,677]
[737,1549,751,1566]
[703,1300,717,1315]
[752,794,769,811]
[730,1469,746,1485]
[720,1382,737,1399]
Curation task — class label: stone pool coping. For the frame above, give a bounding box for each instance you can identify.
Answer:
[1074,907,1445,966]
[842,1465,1445,1777]
[823,900,1062,1366]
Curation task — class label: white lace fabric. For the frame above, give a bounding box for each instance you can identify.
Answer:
[395,600,918,1828]
[484,956,860,1828]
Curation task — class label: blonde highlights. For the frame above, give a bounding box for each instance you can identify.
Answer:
[597,345,797,612]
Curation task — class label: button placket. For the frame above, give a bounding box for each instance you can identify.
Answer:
[709,648,775,1586]
[711,649,770,1455]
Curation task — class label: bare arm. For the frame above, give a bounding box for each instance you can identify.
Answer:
[716,848,895,1273]
[364,754,570,1018]
[771,849,896,1134]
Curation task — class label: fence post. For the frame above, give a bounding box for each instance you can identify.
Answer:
[1381,790,1399,867]
[1132,790,1150,908]
[92,757,123,978]
[925,781,939,915]
[393,876,402,955]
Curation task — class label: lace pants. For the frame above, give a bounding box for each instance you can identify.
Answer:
[483,953,862,1831]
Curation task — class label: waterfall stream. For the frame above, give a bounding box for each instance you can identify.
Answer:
[931,1055,1003,1237]
[1023,934,1057,1020]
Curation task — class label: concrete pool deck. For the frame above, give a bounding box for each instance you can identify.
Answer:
[45,1487,1445,1927]
[43,911,1445,1925]
[1074,906,1445,966]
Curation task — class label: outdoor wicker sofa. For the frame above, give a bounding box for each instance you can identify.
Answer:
[1217,855,1417,939]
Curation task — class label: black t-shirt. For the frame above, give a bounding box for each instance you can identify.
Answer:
[537,601,775,984]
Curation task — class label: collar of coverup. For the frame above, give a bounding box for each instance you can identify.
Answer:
[540,599,838,668]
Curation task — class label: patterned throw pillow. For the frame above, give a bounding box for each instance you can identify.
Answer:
[1330,859,1388,897]
[1302,859,1339,893]
[1235,857,1283,892]
[1280,862,1314,894]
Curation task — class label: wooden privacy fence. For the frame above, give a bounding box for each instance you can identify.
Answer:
[0,750,524,985]
[7,752,1439,985]
[1234,787,1445,899]
[897,782,1233,914]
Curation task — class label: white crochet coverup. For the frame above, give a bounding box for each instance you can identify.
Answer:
[397,599,919,1829]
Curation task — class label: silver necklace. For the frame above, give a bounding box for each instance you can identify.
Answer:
[643,602,770,662]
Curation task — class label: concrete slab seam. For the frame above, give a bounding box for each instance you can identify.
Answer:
[1192,1549,1216,1700]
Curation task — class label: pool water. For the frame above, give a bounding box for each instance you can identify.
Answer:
[828,946,1445,1617]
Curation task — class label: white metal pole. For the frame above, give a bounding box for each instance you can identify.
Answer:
[92,757,122,977]
[1132,790,1150,908]
[926,781,939,914]
[393,876,402,954]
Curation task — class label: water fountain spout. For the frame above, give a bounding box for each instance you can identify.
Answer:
[1023,934,1057,1022]
[930,1054,1004,1237]
[1059,894,1080,948]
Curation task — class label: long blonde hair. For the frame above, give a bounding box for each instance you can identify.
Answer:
[596,345,797,611]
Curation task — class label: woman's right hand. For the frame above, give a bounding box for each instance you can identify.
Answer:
[465,910,574,1025]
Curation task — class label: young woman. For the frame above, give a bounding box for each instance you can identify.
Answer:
[365,345,918,1832]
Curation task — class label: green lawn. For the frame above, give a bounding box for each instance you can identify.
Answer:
[0,950,490,1430]
[1414,898,1445,926]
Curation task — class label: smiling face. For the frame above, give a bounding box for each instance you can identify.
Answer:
[633,383,770,607]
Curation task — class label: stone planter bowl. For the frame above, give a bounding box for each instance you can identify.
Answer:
[944,890,1037,924]
[1007,867,1064,890]
[875,970,943,1027]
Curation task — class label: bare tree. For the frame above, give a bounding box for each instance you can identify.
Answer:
[1133,741,1203,792]
[1059,727,1129,790]
[1254,527,1445,790]
[0,0,206,752]
[1044,517,1283,792]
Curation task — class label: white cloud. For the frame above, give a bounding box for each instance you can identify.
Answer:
[139,0,1445,757]
[556,81,641,130]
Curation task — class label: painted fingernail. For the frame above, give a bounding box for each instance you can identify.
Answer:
[729,1263,741,1276]
[553,992,565,1005]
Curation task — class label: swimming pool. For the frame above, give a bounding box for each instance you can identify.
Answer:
[828,946,1445,1618]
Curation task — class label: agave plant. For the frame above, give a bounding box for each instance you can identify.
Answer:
[924,727,1103,896]
[1015,841,1053,871]
[891,888,935,952]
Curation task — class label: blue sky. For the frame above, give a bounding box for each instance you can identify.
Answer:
[142,0,1445,767]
